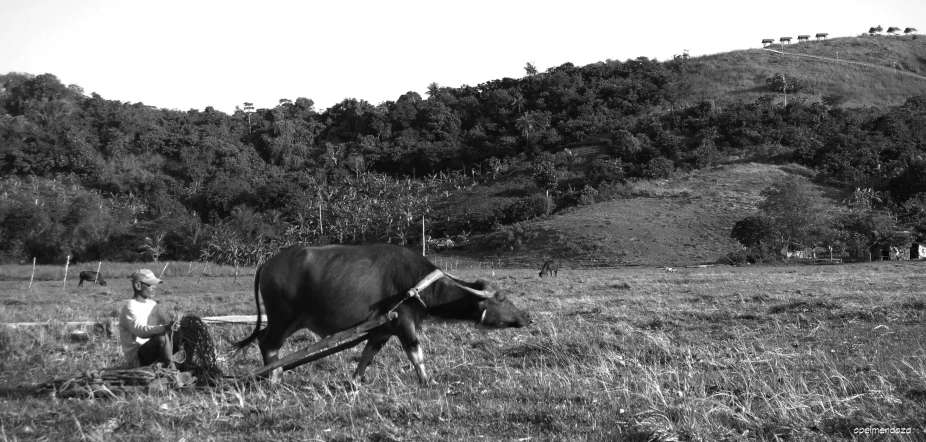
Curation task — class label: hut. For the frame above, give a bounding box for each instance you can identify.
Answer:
[815,32,829,40]
[762,38,775,47]
[798,35,810,42]
[911,243,926,259]
[780,36,792,44]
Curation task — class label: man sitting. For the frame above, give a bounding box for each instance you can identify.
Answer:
[118,269,181,368]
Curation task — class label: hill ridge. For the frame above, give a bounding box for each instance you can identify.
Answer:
[762,48,926,81]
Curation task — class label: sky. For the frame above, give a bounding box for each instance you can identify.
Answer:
[1,0,922,114]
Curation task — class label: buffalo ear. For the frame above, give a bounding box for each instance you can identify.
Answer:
[494,291,507,302]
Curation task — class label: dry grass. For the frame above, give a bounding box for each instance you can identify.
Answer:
[1,262,925,440]
[682,35,926,108]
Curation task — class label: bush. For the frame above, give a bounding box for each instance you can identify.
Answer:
[587,158,625,186]
[595,181,633,202]
[765,73,806,94]
[644,157,675,179]
[578,185,598,206]
[498,194,551,223]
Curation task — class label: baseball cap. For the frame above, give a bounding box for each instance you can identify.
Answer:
[131,269,163,285]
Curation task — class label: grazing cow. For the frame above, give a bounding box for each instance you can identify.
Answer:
[234,244,531,384]
[538,259,559,277]
[78,271,107,287]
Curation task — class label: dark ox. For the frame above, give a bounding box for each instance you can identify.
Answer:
[235,244,531,384]
[538,259,559,278]
[78,271,106,287]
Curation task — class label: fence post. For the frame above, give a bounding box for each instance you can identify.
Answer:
[94,261,102,284]
[159,262,170,279]
[62,255,70,291]
[199,264,208,284]
[28,257,36,291]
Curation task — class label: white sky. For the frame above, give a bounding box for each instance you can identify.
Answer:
[1,0,922,114]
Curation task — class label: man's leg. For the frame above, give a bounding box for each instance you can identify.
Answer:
[137,334,178,369]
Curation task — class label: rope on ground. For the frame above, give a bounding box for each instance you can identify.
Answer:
[32,366,196,399]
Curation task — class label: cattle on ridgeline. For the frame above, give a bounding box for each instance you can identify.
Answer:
[816,33,829,40]
[538,259,559,278]
[78,271,106,287]
[234,244,531,384]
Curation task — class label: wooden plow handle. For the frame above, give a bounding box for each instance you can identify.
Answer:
[245,311,397,380]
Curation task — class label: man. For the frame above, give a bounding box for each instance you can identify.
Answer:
[118,269,181,368]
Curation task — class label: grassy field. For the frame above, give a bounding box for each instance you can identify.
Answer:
[682,35,926,107]
[476,163,844,269]
[1,261,925,441]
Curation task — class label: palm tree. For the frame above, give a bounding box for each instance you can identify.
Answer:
[511,91,525,115]
[524,62,538,77]
[516,114,536,151]
[426,82,440,98]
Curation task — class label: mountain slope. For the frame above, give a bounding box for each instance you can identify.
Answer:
[464,163,847,267]
[681,35,926,107]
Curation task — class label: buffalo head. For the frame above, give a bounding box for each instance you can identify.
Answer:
[444,276,531,328]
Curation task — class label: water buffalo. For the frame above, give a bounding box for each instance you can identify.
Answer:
[234,244,531,384]
[538,259,559,277]
[78,271,107,287]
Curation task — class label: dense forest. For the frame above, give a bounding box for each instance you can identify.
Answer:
[2,52,926,265]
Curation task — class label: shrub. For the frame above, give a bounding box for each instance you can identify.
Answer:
[644,157,675,179]
[578,185,598,206]
[765,73,806,94]
[587,158,625,186]
[595,181,632,202]
[498,194,550,223]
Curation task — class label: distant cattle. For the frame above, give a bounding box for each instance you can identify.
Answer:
[78,271,106,287]
[663,267,678,273]
[538,260,559,278]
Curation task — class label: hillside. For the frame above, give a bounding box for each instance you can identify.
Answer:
[2,35,925,266]
[682,35,926,107]
[456,163,849,268]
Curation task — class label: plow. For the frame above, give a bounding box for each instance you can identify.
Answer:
[26,269,446,398]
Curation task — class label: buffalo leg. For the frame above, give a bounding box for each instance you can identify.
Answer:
[352,331,392,382]
[258,327,288,383]
[396,324,429,385]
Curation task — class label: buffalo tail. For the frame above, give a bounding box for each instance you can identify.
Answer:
[233,264,263,350]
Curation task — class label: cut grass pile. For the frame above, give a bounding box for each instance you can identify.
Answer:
[0,262,924,440]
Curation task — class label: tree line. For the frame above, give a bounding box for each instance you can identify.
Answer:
[1,58,925,265]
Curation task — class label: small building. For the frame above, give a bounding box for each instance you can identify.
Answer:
[798,35,810,42]
[911,243,926,259]
[780,37,792,44]
[762,38,775,47]
[816,32,829,40]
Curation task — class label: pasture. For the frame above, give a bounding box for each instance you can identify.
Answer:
[1,261,925,441]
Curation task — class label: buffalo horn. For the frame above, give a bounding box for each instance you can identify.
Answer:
[443,272,496,298]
